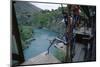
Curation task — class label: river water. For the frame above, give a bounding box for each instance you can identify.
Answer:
[23,28,58,61]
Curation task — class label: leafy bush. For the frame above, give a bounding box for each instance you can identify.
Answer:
[19,25,33,41]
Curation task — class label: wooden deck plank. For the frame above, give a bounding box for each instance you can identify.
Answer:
[22,51,61,65]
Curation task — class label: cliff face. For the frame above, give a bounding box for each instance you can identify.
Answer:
[14,1,42,25]
[14,1,41,14]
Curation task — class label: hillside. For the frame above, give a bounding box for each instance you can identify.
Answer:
[14,1,41,14]
[14,1,42,25]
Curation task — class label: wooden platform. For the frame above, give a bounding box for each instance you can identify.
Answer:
[72,43,85,62]
[22,51,61,65]
[74,27,92,36]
